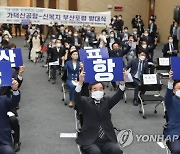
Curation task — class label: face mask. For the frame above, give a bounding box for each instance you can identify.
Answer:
[72,55,78,60]
[65,45,69,49]
[175,90,180,98]
[142,45,147,49]
[5,38,9,42]
[91,91,104,101]
[133,31,137,34]
[56,43,61,48]
[139,55,146,61]
[102,32,106,35]
[110,34,114,37]
[124,29,128,33]
[68,32,72,35]
[144,33,148,37]
[74,34,78,37]
[32,26,35,29]
[169,39,173,43]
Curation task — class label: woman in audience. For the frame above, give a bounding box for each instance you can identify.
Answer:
[61,50,81,108]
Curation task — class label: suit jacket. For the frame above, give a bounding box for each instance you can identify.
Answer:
[162,43,178,57]
[0,93,20,145]
[74,88,124,146]
[148,23,157,34]
[164,88,180,138]
[63,60,80,81]
[126,58,149,78]
[106,37,119,49]
[49,47,65,63]
[71,36,82,47]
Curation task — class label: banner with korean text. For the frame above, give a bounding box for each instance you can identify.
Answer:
[0,61,12,86]
[84,57,124,82]
[0,48,23,67]
[0,7,111,27]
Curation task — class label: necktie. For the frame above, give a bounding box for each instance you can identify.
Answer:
[137,61,142,79]
[98,126,105,139]
[170,44,174,52]
[95,102,105,139]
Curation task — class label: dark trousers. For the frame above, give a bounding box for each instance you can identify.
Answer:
[111,82,117,89]
[9,116,20,143]
[15,26,21,37]
[0,144,15,154]
[133,78,145,100]
[82,140,123,154]
[66,80,75,101]
[167,138,180,154]
[51,65,60,80]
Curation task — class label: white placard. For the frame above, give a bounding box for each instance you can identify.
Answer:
[159,58,170,66]
[49,60,59,66]
[60,133,77,138]
[143,74,157,85]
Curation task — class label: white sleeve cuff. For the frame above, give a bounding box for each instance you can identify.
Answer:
[12,90,20,96]
[75,84,82,93]
[18,75,23,80]
[119,85,125,91]
[168,81,173,89]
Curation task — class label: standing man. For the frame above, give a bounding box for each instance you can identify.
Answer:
[74,69,127,154]
[126,49,149,106]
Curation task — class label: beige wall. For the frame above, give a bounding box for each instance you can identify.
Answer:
[78,0,149,33]
[8,0,30,7]
[0,0,7,6]
[58,0,68,10]
[155,0,180,43]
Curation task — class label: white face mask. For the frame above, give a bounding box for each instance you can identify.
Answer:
[144,33,148,37]
[124,29,128,33]
[175,90,180,98]
[133,31,137,34]
[91,91,104,101]
[74,34,78,37]
[139,55,146,61]
[142,45,147,49]
[72,55,78,60]
[56,43,61,48]
[110,34,114,37]
[169,39,173,43]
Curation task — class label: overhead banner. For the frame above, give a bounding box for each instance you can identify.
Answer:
[0,7,111,27]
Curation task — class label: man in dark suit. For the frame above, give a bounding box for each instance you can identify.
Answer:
[126,49,149,106]
[0,79,20,154]
[71,31,82,50]
[148,19,157,41]
[106,31,119,50]
[162,36,179,57]
[49,39,65,84]
[74,69,127,154]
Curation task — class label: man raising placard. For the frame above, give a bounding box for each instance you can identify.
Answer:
[74,65,128,154]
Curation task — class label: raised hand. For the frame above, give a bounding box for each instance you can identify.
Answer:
[11,79,19,91]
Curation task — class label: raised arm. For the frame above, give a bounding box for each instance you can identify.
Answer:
[74,70,86,109]
[108,70,128,109]
[165,71,174,109]
[6,79,20,110]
